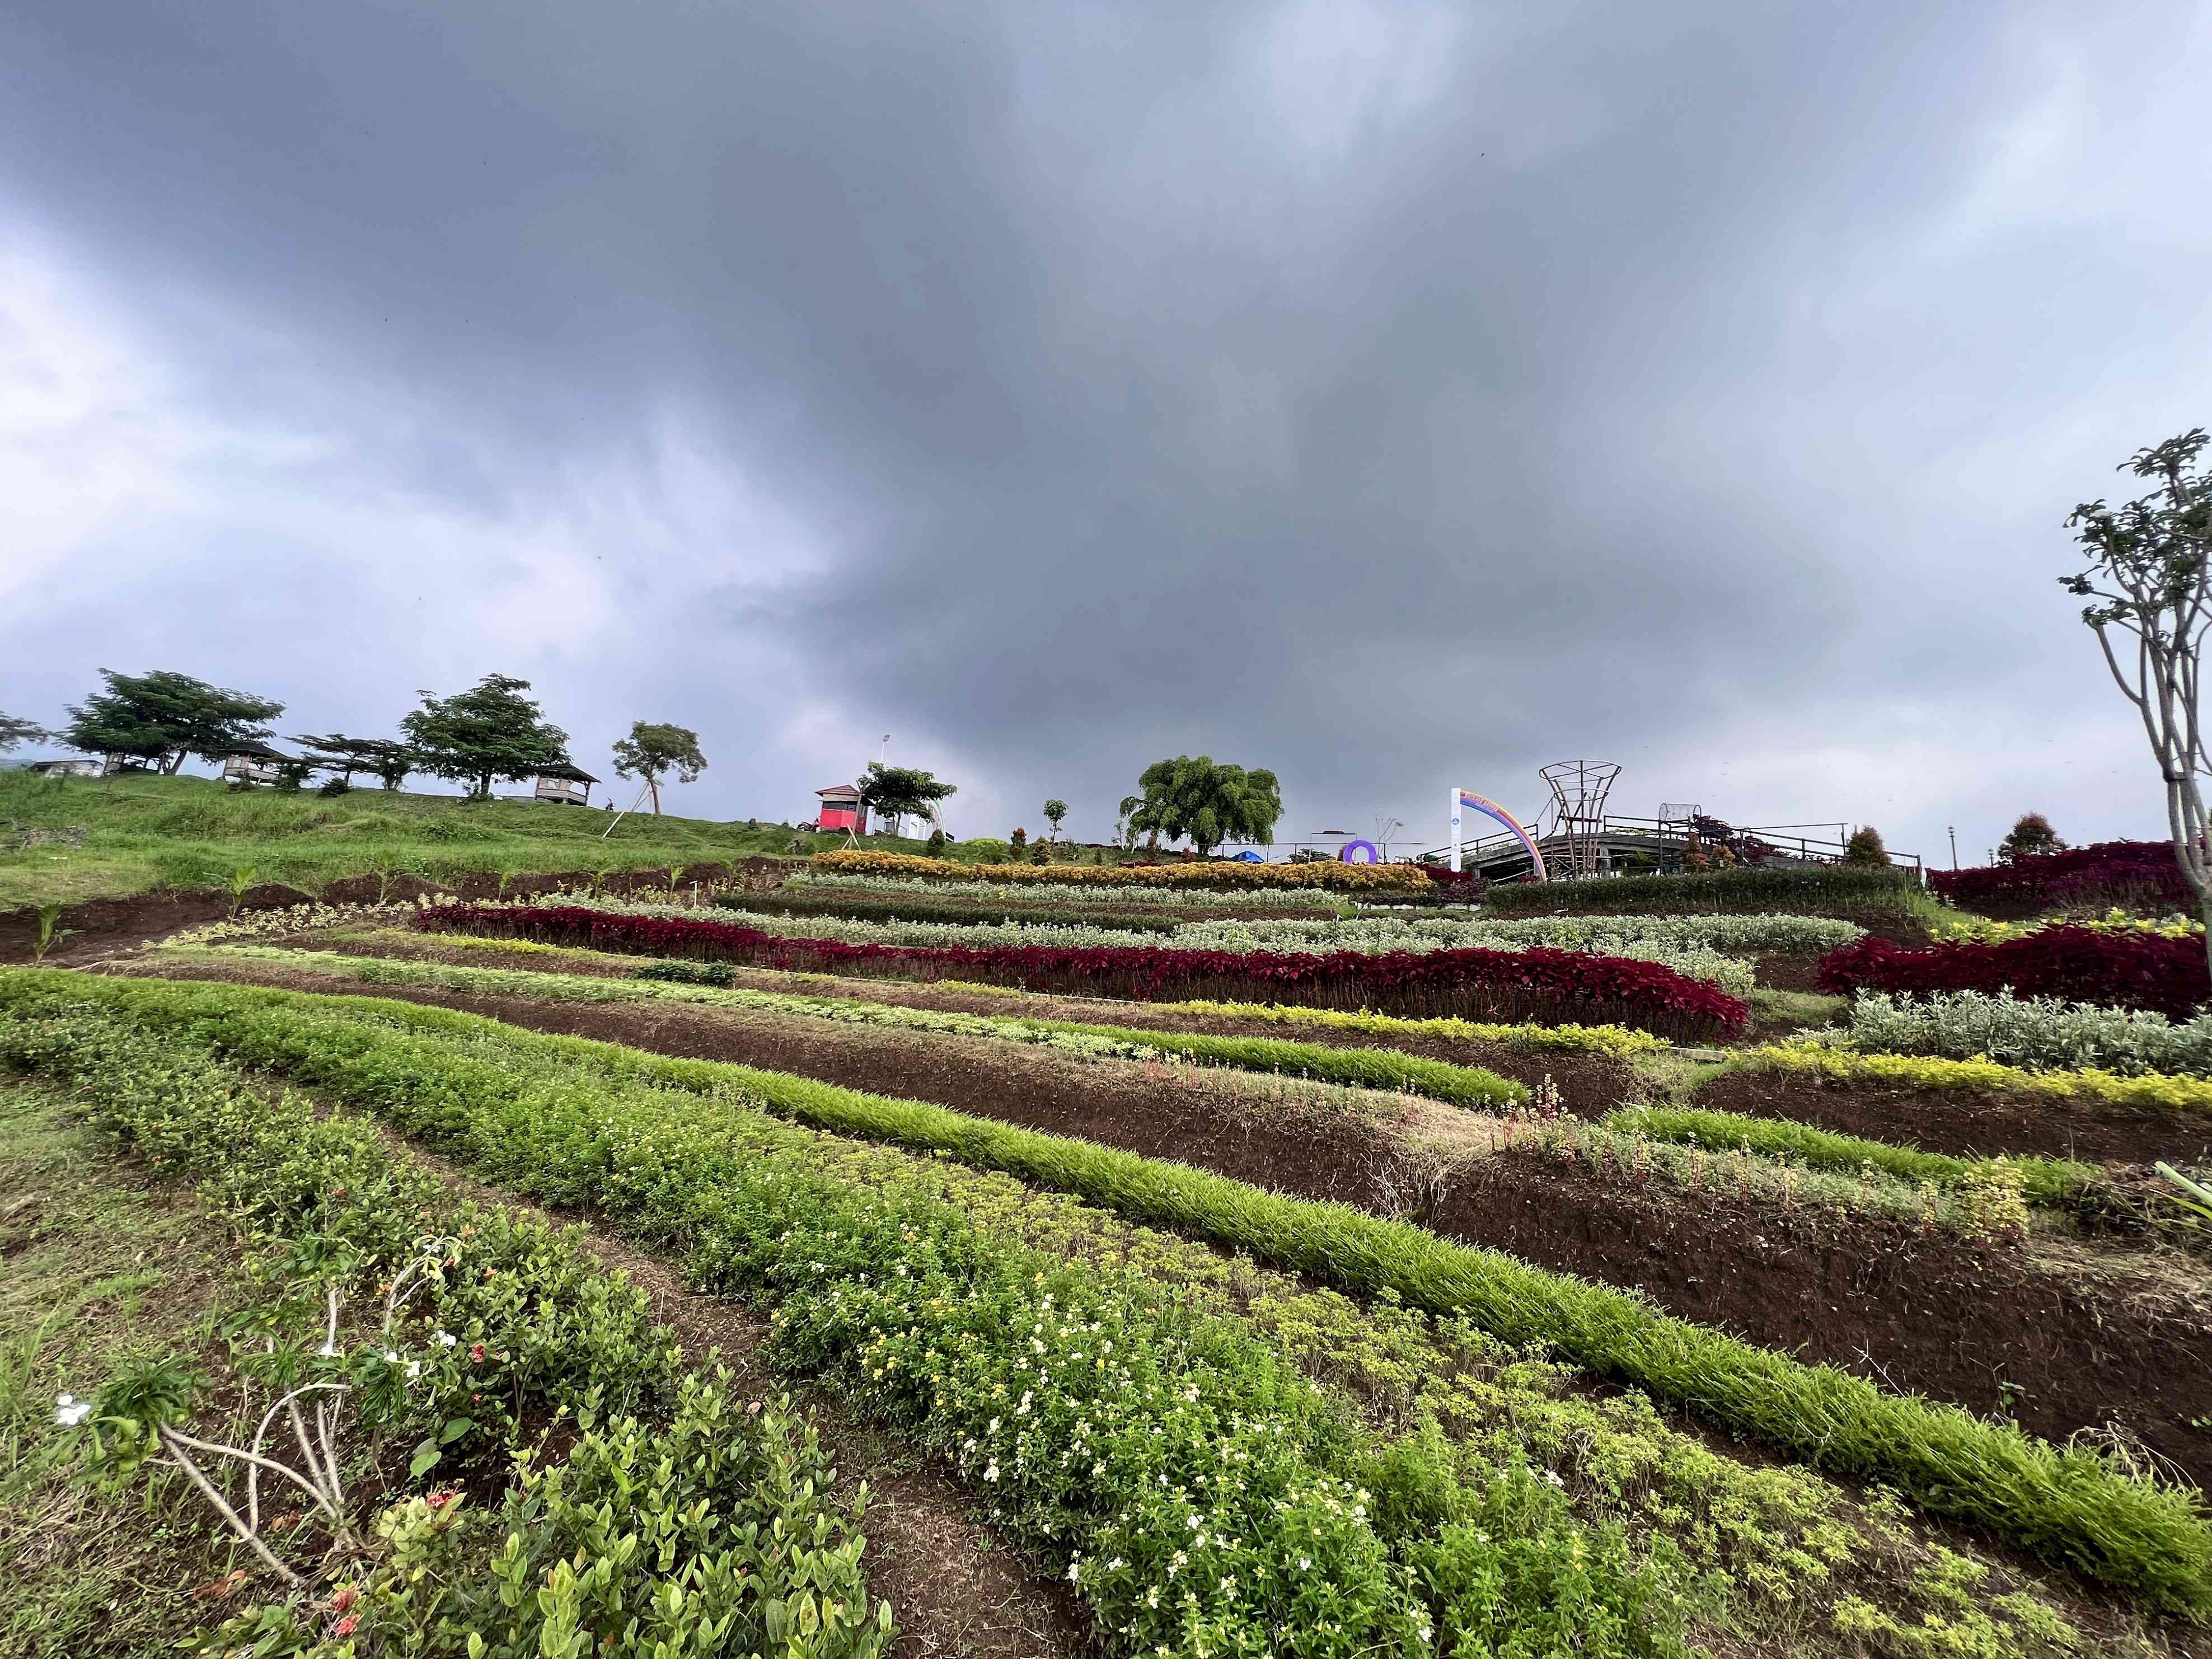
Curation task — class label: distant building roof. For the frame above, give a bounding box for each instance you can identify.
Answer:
[816,784,863,800]
[217,741,292,761]
[537,763,600,784]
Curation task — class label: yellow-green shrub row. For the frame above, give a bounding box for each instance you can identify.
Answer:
[813,849,1432,893]
[11,968,2205,1611]
[1749,1041,2212,1115]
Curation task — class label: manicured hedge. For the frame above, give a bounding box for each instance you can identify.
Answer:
[1483,865,1924,918]
[1816,927,2209,1020]
[813,849,1432,893]
[19,970,2204,1611]
[1601,1104,2094,1208]
[1930,841,2192,918]
[715,889,1188,933]
[418,903,1751,1039]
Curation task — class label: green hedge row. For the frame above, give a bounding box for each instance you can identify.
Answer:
[1,1002,889,1657]
[1484,865,1924,918]
[1600,1104,2096,1208]
[11,969,2206,1613]
[716,889,1189,932]
[0,970,1692,1657]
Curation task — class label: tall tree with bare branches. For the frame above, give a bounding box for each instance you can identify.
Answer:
[2064,427,2212,976]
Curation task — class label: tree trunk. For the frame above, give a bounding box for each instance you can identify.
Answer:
[476,774,491,799]
[164,751,185,775]
[649,777,661,814]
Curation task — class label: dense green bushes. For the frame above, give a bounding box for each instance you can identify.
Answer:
[1843,988,2212,1077]
[11,970,2207,1612]
[2,1003,889,1656]
[0,971,1695,1656]
[1483,865,1926,918]
[1601,1104,2094,1209]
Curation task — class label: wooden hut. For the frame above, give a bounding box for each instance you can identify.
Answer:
[812,784,868,835]
[26,757,107,779]
[532,763,599,806]
[217,741,292,786]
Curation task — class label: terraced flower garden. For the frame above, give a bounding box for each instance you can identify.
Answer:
[8,850,2212,1657]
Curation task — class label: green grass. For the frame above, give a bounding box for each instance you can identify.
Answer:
[0,770,902,910]
[1600,1104,2098,1208]
[11,968,2208,1612]
[0,1080,254,1658]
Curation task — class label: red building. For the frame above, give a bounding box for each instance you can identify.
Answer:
[812,784,868,835]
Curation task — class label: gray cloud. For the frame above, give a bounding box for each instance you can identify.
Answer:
[2,1,2205,857]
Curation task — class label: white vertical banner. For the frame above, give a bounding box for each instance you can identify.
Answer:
[1447,788,1463,873]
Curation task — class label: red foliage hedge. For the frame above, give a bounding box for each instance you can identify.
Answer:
[1928,840,2191,918]
[1815,926,2209,1019]
[418,904,1750,1039]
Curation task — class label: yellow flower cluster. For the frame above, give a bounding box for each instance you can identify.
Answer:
[1755,1040,2212,1114]
[810,849,1432,893]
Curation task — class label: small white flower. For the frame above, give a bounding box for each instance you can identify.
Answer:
[54,1393,91,1428]
[983,1461,1000,1483]
[406,1360,423,1380]
[383,1349,401,1364]
[436,1330,458,1348]
[317,1339,341,1358]
[1066,1559,1081,1583]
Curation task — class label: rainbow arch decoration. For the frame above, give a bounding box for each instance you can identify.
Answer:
[1448,789,1547,881]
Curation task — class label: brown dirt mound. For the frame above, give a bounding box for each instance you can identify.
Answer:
[121,958,2212,1484]
[1696,1066,2212,1168]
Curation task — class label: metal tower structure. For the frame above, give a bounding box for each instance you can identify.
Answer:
[1539,760,1622,878]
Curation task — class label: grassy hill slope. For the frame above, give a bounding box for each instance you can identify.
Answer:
[0,771,935,909]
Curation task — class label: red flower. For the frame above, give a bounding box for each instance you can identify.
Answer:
[426,1488,460,1510]
[333,1615,358,1637]
[470,1342,487,1363]
[332,1584,359,1613]
[418,903,1751,1038]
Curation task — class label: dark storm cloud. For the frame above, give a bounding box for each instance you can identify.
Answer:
[2,1,2205,853]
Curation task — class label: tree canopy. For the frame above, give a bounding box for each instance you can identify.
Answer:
[1843,826,1888,867]
[1997,813,2065,864]
[399,676,571,799]
[1124,756,1281,856]
[610,721,707,814]
[1042,798,1068,840]
[855,763,956,837]
[294,734,419,790]
[60,670,284,774]
[0,713,48,753]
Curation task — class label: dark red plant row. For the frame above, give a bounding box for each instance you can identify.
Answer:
[1928,840,2192,917]
[416,904,1751,1038]
[1815,926,2209,1019]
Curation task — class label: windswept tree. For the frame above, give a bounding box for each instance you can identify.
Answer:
[294,734,418,790]
[2064,428,2212,973]
[1042,798,1068,842]
[60,670,284,774]
[855,762,956,838]
[399,675,571,800]
[610,721,707,814]
[1125,756,1282,857]
[1997,812,2065,865]
[1,713,48,752]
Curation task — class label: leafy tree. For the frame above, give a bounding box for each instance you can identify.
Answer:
[1124,756,1282,857]
[60,670,284,774]
[855,763,956,838]
[610,722,707,815]
[1042,799,1068,843]
[2064,428,2212,973]
[0,713,48,752]
[1997,812,2066,865]
[1843,826,1888,867]
[294,734,419,790]
[399,676,571,800]
[1116,795,1144,851]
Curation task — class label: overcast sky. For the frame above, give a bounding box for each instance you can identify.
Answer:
[3,2,2206,863]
